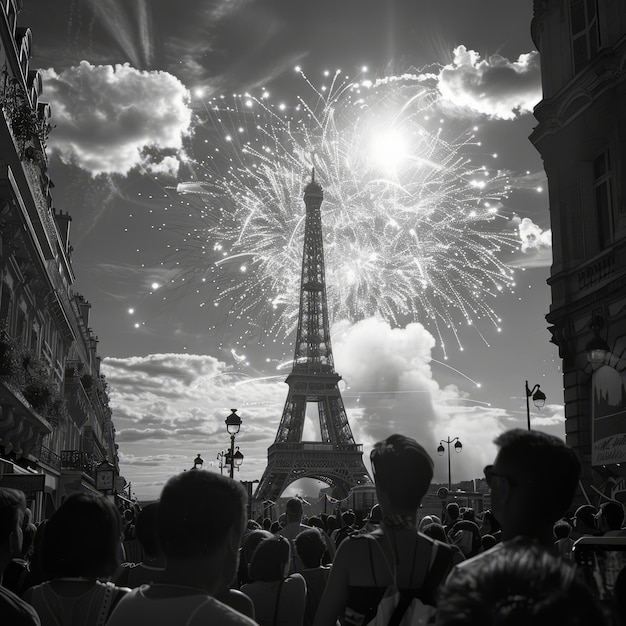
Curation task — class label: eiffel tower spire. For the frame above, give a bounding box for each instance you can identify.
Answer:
[255,176,371,502]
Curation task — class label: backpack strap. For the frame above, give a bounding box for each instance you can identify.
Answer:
[272,577,286,626]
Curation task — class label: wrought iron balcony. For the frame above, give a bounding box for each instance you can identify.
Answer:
[60,450,95,478]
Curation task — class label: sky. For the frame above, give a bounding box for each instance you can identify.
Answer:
[20,0,566,501]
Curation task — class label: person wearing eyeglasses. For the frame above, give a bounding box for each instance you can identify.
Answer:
[447,429,581,580]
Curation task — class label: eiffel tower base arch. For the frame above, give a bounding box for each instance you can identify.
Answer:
[254,442,371,503]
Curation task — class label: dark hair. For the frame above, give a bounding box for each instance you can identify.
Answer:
[481,509,500,532]
[481,534,497,551]
[553,519,572,540]
[462,508,476,522]
[135,503,160,558]
[341,510,356,526]
[285,498,303,521]
[308,516,325,531]
[241,529,273,565]
[248,535,290,582]
[42,492,122,578]
[421,522,448,544]
[446,502,460,521]
[573,504,597,530]
[437,542,610,626]
[0,488,25,542]
[157,470,246,560]
[295,528,325,568]
[371,434,433,510]
[494,429,581,524]
[599,501,625,530]
[269,521,281,533]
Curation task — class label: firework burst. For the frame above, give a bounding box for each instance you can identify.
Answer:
[175,69,520,355]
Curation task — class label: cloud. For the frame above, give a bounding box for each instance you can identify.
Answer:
[517,217,552,253]
[507,217,552,268]
[436,46,541,120]
[41,61,192,176]
[104,320,548,498]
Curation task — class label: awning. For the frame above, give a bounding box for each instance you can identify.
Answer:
[0,473,46,496]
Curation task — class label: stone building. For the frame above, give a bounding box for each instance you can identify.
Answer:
[0,0,121,519]
[530,0,626,504]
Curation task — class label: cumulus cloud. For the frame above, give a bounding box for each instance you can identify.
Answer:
[517,217,552,253]
[507,216,552,268]
[436,46,541,120]
[105,320,550,498]
[41,61,192,176]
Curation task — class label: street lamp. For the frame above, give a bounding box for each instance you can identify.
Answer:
[525,381,546,430]
[216,451,226,475]
[438,437,462,492]
[225,409,243,479]
[192,454,204,470]
[586,315,610,364]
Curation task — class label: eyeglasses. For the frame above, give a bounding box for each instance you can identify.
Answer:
[484,465,515,488]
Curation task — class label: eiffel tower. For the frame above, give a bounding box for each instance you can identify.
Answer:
[255,173,371,503]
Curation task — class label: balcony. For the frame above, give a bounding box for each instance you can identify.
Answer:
[60,450,95,479]
[33,442,60,470]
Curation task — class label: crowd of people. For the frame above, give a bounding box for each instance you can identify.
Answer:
[0,428,624,625]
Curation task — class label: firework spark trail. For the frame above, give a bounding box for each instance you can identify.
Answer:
[174,70,521,356]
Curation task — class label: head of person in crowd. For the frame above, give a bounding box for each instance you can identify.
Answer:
[448,518,482,559]
[248,535,291,582]
[325,515,338,534]
[341,510,356,527]
[596,500,625,534]
[437,542,611,626]
[284,498,303,524]
[42,492,122,580]
[445,502,460,526]
[239,529,273,584]
[461,508,476,522]
[553,519,573,541]
[418,515,434,532]
[270,521,281,534]
[481,534,497,551]
[307,516,325,531]
[134,502,162,560]
[480,509,500,535]
[157,470,247,594]
[572,504,599,536]
[294,528,326,569]
[420,522,448,544]
[370,433,434,519]
[0,488,26,571]
[484,429,581,544]
[262,517,272,531]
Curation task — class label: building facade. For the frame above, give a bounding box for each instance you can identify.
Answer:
[0,0,121,519]
[530,0,626,504]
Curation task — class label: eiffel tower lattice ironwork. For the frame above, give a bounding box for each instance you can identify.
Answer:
[255,173,371,503]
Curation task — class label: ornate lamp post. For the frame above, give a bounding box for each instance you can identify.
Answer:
[525,381,546,430]
[216,451,226,475]
[225,409,243,479]
[437,437,462,492]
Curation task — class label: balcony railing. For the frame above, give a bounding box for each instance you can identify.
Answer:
[60,450,95,478]
[33,443,60,470]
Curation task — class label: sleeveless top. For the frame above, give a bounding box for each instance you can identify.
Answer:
[344,532,454,626]
[25,580,128,626]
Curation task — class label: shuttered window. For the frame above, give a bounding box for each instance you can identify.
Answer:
[570,0,600,74]
[594,151,613,248]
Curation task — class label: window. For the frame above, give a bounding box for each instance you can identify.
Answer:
[594,151,613,248]
[570,0,600,74]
